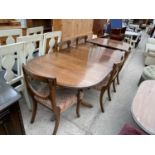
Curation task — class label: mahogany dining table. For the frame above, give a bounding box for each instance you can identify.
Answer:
[26,44,124,89]
[87,38,130,52]
[26,44,124,108]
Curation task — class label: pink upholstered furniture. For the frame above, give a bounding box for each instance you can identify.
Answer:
[119,124,145,135]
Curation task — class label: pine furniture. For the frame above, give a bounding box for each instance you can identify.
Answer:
[53,19,93,42]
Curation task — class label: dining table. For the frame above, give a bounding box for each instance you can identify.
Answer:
[87,38,130,52]
[131,80,155,134]
[26,44,124,89]
[26,44,124,107]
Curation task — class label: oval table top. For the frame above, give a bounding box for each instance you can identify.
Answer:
[131,80,155,134]
[26,44,123,89]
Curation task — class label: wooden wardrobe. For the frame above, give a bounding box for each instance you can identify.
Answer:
[53,19,94,41]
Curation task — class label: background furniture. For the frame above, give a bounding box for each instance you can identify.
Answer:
[142,65,155,80]
[53,19,93,41]
[26,26,43,35]
[119,123,145,135]
[43,31,62,54]
[93,19,107,37]
[87,38,130,52]
[17,34,44,57]
[144,38,155,65]
[26,19,52,32]
[109,28,125,41]
[0,43,31,110]
[0,29,22,45]
[110,19,122,29]
[125,31,141,48]
[131,80,155,134]
[0,81,25,135]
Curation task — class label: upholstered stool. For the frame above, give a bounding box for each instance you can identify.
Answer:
[142,65,155,80]
[138,65,155,86]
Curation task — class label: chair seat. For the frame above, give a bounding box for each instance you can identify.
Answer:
[94,74,110,90]
[143,65,155,80]
[32,81,84,112]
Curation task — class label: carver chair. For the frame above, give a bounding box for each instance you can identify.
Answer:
[22,64,83,134]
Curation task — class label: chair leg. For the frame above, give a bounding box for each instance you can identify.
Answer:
[117,74,120,85]
[52,108,60,135]
[23,88,32,111]
[113,80,116,92]
[100,88,106,112]
[30,99,38,123]
[107,85,111,101]
[76,90,82,118]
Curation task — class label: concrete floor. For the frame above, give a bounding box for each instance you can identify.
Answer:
[19,30,149,135]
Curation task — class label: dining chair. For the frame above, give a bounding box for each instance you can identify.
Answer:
[116,52,129,85]
[94,56,125,112]
[22,64,83,134]
[129,34,141,48]
[0,29,22,45]
[17,34,44,59]
[26,26,43,35]
[0,29,23,71]
[0,43,31,110]
[43,31,62,54]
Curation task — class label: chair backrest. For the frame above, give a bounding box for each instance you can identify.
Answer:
[0,29,22,45]
[26,26,43,35]
[108,55,125,84]
[17,34,44,63]
[0,43,24,91]
[22,64,57,109]
[43,31,62,54]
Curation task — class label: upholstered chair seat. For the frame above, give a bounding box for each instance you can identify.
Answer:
[32,81,84,112]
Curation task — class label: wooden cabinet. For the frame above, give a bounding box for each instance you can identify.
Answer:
[26,19,52,32]
[93,19,107,37]
[53,19,93,41]
[0,81,25,135]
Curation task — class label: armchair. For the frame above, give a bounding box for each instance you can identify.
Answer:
[144,38,155,65]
